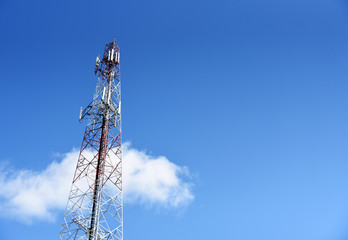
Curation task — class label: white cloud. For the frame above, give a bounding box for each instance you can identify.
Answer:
[0,150,77,223]
[123,143,194,207]
[0,143,194,222]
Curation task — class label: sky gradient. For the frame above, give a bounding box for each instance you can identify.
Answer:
[2,0,348,239]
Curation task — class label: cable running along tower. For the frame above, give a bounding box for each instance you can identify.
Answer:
[59,40,123,240]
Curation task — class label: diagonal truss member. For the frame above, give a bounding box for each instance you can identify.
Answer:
[59,39,123,240]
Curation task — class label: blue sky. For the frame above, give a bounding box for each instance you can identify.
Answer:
[2,0,348,239]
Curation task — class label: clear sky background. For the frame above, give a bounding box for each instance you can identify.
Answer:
[1,0,348,239]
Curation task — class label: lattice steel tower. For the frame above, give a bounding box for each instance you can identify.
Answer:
[59,39,123,240]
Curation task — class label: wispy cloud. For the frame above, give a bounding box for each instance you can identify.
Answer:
[0,143,194,223]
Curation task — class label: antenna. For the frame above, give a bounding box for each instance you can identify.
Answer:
[59,39,123,240]
[94,56,100,74]
[79,107,83,121]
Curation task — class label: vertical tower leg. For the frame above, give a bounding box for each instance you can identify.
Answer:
[59,40,123,240]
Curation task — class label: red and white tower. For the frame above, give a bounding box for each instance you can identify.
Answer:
[59,39,123,240]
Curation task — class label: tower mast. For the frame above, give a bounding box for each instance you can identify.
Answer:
[59,39,123,240]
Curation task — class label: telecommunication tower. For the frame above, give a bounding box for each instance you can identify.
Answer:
[59,39,123,240]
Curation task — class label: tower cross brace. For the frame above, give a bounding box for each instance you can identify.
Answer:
[59,40,123,240]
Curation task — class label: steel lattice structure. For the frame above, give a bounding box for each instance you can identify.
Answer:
[59,40,123,240]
